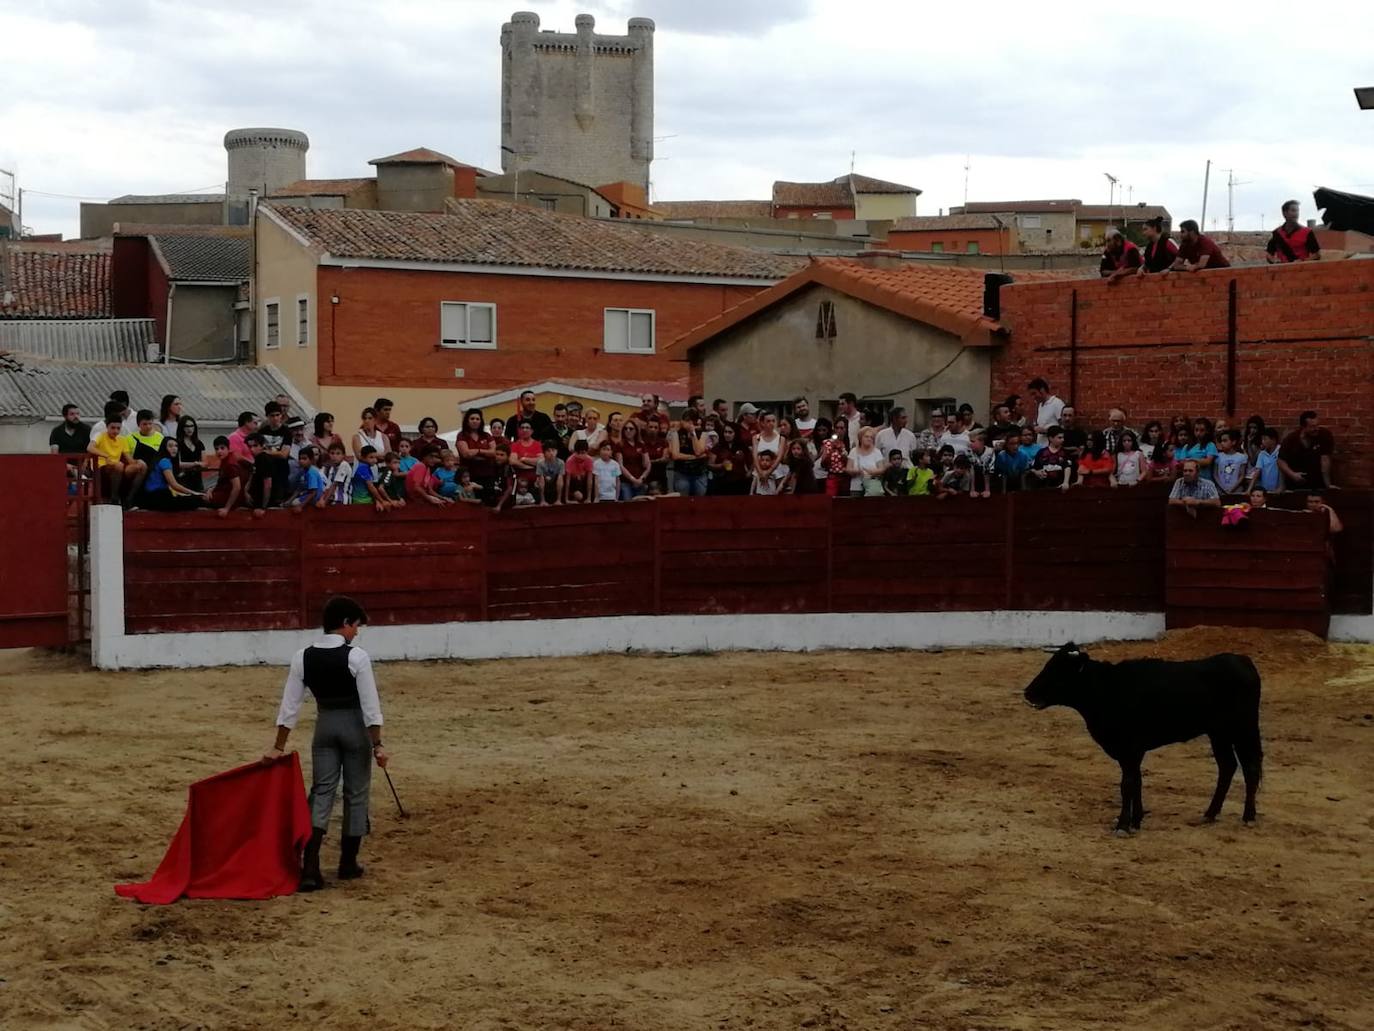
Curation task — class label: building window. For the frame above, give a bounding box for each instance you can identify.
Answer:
[931,242,944,253]
[1020,215,1042,229]
[537,196,557,211]
[604,308,655,354]
[440,301,497,349]
[966,241,980,254]
[815,300,837,340]
[1080,225,1093,240]
[263,299,280,350]
[296,296,309,347]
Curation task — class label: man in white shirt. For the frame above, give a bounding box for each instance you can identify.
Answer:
[874,407,918,468]
[792,397,817,438]
[939,414,972,456]
[838,392,862,447]
[263,596,389,891]
[1028,377,1065,445]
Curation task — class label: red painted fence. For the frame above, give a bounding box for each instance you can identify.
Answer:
[0,456,71,647]
[117,487,1372,639]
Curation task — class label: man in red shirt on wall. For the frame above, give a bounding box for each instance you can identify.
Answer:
[1266,200,1322,264]
[1171,219,1231,272]
[1100,229,1143,284]
[373,398,403,454]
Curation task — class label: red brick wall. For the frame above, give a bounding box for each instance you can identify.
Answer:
[315,266,765,391]
[110,236,169,344]
[993,260,1374,485]
[887,227,1012,255]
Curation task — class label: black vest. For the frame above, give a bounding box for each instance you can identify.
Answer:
[302,645,360,711]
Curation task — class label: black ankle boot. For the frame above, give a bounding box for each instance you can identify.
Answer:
[299,827,326,892]
[338,835,365,880]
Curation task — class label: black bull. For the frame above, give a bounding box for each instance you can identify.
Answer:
[1024,643,1263,832]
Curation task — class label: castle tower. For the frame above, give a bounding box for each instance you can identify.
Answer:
[224,127,309,197]
[500,12,654,192]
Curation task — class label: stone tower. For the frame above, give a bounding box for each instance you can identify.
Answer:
[501,12,654,192]
[224,128,310,197]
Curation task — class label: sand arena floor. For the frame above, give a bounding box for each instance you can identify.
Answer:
[1,628,1371,1030]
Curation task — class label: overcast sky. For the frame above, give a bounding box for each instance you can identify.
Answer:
[4,0,1374,240]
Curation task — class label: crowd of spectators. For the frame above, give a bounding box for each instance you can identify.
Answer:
[49,382,1343,525]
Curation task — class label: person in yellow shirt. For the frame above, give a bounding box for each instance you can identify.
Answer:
[87,416,140,505]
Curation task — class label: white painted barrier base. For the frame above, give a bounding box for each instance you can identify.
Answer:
[93,609,1168,670]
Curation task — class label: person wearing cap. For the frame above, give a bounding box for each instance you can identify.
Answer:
[1100,228,1142,284]
[736,403,761,445]
[286,416,309,491]
[1266,200,1321,264]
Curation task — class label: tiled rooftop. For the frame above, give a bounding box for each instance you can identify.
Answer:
[1,242,111,318]
[368,148,488,172]
[957,200,1081,214]
[267,201,806,280]
[150,235,252,282]
[772,178,852,208]
[890,214,1007,232]
[674,257,1025,353]
[270,177,376,197]
[653,200,775,220]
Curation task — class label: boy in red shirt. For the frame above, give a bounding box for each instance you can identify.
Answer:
[564,439,595,504]
[207,435,254,516]
[404,450,450,506]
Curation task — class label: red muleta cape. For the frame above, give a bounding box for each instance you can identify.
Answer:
[116,753,313,905]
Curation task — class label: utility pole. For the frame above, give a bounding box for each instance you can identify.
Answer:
[1104,172,1118,206]
[963,154,970,208]
[1200,160,1212,230]
[1224,169,1252,233]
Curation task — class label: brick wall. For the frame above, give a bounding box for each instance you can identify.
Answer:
[993,260,1374,485]
[886,227,1012,255]
[315,265,764,391]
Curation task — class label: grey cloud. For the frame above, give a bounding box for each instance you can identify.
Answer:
[603,0,812,35]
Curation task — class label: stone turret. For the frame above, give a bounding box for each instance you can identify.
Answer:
[224,128,309,198]
[499,12,654,192]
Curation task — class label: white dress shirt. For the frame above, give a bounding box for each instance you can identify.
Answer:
[875,426,918,467]
[275,634,383,729]
[1035,395,1065,444]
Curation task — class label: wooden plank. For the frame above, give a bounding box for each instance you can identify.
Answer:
[124,563,296,584]
[485,545,653,575]
[307,564,484,593]
[126,610,303,635]
[303,540,481,560]
[486,566,650,590]
[658,529,829,553]
[1168,568,1329,591]
[1165,587,1326,611]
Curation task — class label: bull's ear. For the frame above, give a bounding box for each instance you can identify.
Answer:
[1062,641,1079,655]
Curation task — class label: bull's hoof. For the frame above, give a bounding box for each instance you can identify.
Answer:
[1112,827,1133,838]
[1201,812,1219,824]
[1242,814,1258,827]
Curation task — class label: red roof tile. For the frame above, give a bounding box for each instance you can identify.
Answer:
[890,214,1007,232]
[267,201,805,280]
[656,200,774,220]
[672,258,1016,354]
[772,179,852,208]
[1,242,111,318]
[368,148,488,172]
[270,177,375,197]
[848,173,920,195]
[1076,204,1171,222]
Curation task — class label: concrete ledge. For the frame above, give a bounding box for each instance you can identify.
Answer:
[91,609,1166,670]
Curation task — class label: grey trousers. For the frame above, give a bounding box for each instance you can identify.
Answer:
[309,707,372,837]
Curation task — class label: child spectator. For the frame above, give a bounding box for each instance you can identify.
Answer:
[1147,440,1178,482]
[1248,486,1268,510]
[881,449,907,496]
[351,446,392,509]
[489,417,506,441]
[536,442,566,505]
[1019,425,1043,463]
[245,433,274,516]
[207,435,252,516]
[142,439,206,511]
[1214,430,1249,495]
[1247,428,1283,494]
[433,450,460,499]
[905,450,936,496]
[405,449,449,507]
[88,415,136,505]
[174,415,207,493]
[1076,431,1114,488]
[785,439,818,494]
[258,403,292,506]
[456,470,481,504]
[322,443,353,506]
[1115,430,1145,487]
[564,439,595,503]
[936,444,957,477]
[285,446,327,509]
[993,432,1031,491]
[487,441,516,510]
[1030,427,1071,490]
[123,409,165,498]
[378,453,406,506]
[285,416,308,492]
[616,420,649,500]
[968,432,994,497]
[750,448,792,496]
[592,440,622,503]
[937,454,974,498]
[818,418,851,497]
[396,438,417,474]
[513,479,537,507]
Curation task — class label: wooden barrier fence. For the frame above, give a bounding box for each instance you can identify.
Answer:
[117,487,1371,639]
